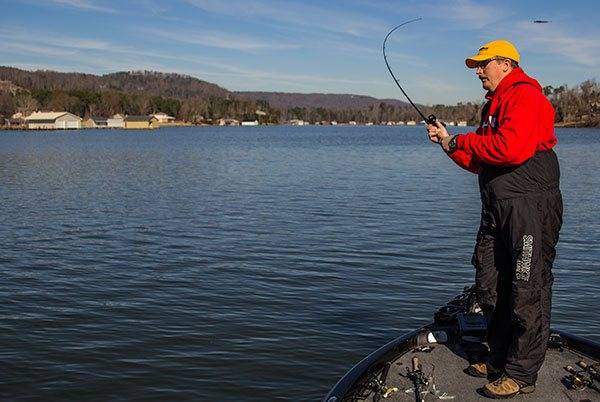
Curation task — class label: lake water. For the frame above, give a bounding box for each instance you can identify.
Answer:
[1,126,599,400]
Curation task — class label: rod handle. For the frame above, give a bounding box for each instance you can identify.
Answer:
[412,356,420,371]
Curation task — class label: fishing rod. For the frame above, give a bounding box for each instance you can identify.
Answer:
[382,18,443,127]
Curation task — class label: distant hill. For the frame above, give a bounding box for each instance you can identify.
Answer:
[235,91,407,110]
[0,66,408,110]
[0,66,230,99]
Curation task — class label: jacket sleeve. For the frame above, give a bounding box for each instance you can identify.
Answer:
[448,148,480,174]
[456,85,542,166]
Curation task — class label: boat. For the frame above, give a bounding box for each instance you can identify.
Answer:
[324,286,600,401]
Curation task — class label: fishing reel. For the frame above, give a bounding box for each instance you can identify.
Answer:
[400,356,454,400]
[426,114,446,127]
[564,361,600,392]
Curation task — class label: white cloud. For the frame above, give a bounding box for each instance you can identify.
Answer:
[144,27,298,51]
[182,0,385,37]
[36,0,118,13]
[511,21,600,67]
[352,0,506,30]
[0,29,112,51]
[0,42,76,57]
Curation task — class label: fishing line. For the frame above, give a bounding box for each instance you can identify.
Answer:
[382,18,442,127]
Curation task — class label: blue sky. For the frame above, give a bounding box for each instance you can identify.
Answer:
[1,0,599,104]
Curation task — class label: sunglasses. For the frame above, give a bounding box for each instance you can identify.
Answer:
[474,58,505,69]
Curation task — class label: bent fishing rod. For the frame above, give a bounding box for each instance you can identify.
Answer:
[382,18,443,127]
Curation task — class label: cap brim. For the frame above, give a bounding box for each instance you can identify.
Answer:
[465,55,488,68]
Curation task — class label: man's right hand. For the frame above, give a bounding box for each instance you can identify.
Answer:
[427,124,441,143]
[427,121,449,144]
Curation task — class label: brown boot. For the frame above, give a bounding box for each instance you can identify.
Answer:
[482,374,535,399]
[465,362,500,378]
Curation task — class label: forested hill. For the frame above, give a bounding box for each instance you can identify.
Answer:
[0,66,406,110]
[0,66,481,124]
[235,91,407,110]
[2,66,596,126]
[0,66,230,99]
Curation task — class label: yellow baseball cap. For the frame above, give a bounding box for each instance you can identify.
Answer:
[465,39,520,68]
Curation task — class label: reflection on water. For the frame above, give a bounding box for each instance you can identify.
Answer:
[1,126,598,400]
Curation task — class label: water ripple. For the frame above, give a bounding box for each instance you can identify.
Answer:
[0,126,598,400]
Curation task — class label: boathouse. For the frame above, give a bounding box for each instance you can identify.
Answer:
[25,111,82,130]
[124,115,159,129]
[83,116,108,128]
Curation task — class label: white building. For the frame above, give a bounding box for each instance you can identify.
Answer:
[218,118,240,126]
[107,114,125,128]
[25,111,82,130]
[289,119,307,126]
[151,112,176,124]
[241,120,259,126]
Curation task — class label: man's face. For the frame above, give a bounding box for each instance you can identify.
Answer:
[475,58,511,91]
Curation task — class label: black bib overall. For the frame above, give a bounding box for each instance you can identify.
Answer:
[473,149,563,385]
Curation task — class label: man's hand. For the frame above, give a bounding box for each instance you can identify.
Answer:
[426,120,450,144]
[427,121,456,152]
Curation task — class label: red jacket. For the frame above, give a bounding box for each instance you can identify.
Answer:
[449,68,556,174]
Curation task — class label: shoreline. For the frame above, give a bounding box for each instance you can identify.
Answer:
[2,123,599,131]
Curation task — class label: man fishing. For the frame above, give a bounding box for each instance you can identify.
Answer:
[427,39,563,399]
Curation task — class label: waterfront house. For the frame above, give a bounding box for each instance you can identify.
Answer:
[218,118,240,126]
[241,120,259,126]
[4,112,25,129]
[25,111,82,130]
[83,116,108,128]
[124,115,159,129]
[289,119,307,126]
[107,114,125,128]
[5,117,25,129]
[457,121,468,126]
[151,112,176,125]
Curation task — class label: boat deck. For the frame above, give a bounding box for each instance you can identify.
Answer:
[329,288,600,402]
[380,342,599,401]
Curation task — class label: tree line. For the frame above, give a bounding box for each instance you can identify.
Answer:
[543,80,600,127]
[0,87,489,125]
[1,65,599,126]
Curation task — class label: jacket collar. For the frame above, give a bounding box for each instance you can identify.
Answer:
[485,67,541,100]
